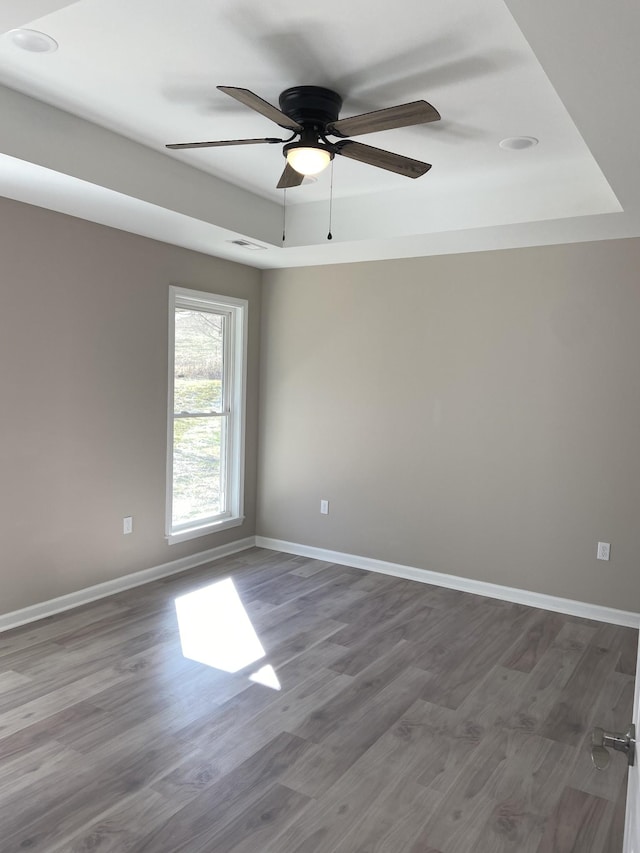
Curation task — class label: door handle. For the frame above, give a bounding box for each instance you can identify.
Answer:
[591,723,635,770]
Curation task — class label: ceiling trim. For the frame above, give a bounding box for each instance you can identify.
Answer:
[0,83,282,246]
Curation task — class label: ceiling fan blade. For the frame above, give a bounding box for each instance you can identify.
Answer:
[166,137,284,150]
[218,86,303,132]
[327,100,440,138]
[335,140,431,178]
[277,162,305,189]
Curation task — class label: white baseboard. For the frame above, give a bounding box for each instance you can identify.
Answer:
[255,536,640,629]
[4,533,639,634]
[0,537,256,633]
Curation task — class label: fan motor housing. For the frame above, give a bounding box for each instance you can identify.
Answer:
[279,86,343,129]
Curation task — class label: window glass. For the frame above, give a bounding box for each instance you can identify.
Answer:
[167,288,246,542]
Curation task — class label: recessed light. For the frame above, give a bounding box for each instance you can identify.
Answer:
[8,29,59,53]
[499,136,539,150]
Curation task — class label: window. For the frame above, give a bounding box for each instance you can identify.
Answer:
[166,287,247,543]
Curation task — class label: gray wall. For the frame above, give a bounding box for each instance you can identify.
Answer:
[258,240,640,611]
[0,197,261,614]
[3,195,639,618]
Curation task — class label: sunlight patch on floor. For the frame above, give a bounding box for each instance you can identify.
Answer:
[175,577,268,675]
[249,664,281,690]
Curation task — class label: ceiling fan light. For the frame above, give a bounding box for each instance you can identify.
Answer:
[286,146,331,176]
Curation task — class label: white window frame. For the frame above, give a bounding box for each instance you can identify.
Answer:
[166,286,247,544]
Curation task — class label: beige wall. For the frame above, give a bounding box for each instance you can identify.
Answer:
[0,197,260,614]
[3,195,639,618]
[258,239,640,611]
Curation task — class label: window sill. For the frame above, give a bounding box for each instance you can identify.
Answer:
[166,516,245,545]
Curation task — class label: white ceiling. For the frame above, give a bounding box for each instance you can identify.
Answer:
[0,0,638,269]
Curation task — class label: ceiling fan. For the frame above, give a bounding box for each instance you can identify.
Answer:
[166,85,440,188]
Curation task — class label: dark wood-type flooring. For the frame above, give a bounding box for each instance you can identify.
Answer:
[0,548,637,852]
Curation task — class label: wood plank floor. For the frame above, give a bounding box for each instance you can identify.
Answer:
[0,548,636,852]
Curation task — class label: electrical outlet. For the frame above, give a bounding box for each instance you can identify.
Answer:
[320,500,329,515]
[123,516,133,535]
[597,541,610,561]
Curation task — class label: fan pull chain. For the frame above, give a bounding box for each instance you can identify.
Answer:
[282,187,287,243]
[327,159,334,240]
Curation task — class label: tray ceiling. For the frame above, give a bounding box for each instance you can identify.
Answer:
[0,0,638,268]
